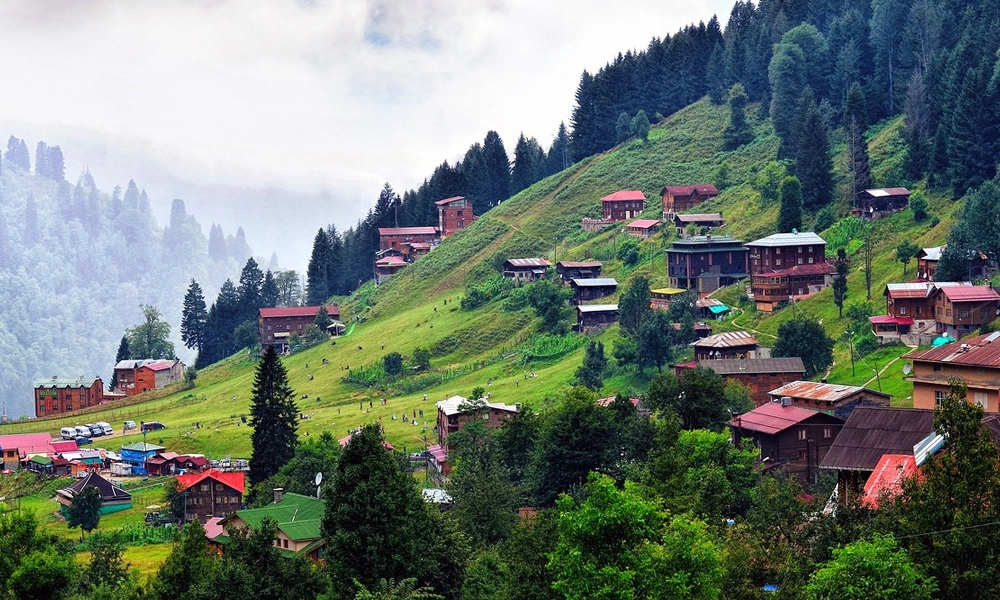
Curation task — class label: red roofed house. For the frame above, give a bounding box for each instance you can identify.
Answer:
[930,284,1000,338]
[436,196,474,237]
[378,226,440,253]
[730,400,845,486]
[626,219,661,238]
[374,254,408,282]
[176,468,246,523]
[660,184,719,216]
[258,305,341,352]
[747,231,835,312]
[601,190,646,221]
[853,187,910,219]
[862,454,918,507]
[691,331,761,360]
[34,376,104,418]
[768,381,890,420]
[905,330,1000,412]
[0,433,56,471]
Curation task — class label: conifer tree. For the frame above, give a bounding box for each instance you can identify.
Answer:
[777,176,803,233]
[181,279,207,354]
[545,122,571,176]
[723,83,754,149]
[903,71,932,179]
[109,335,130,391]
[306,228,332,305]
[511,133,545,195]
[237,257,264,322]
[844,83,873,206]
[481,131,511,207]
[261,270,279,308]
[248,344,298,489]
[833,248,849,318]
[790,89,834,210]
[34,142,48,178]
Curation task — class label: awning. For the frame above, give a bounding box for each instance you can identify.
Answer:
[868,315,914,325]
[708,304,730,314]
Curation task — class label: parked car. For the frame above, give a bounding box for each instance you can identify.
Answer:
[123,420,137,431]
[75,425,92,437]
[75,436,92,446]
[141,421,166,432]
[96,421,113,435]
[87,424,104,437]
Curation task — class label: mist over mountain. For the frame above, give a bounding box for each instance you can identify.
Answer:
[0,137,261,417]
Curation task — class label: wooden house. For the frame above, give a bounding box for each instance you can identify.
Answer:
[820,407,935,504]
[678,357,806,405]
[34,376,104,418]
[435,196,474,237]
[0,433,56,471]
[56,472,132,515]
[378,226,439,252]
[600,190,646,221]
[374,254,407,282]
[569,278,618,303]
[176,469,245,523]
[691,330,760,360]
[666,235,748,296]
[930,284,1000,338]
[904,331,1000,412]
[215,490,324,560]
[695,298,731,319]
[257,305,341,352]
[112,359,185,396]
[916,246,943,280]
[626,219,661,238]
[730,400,845,487]
[660,184,718,216]
[746,231,834,312]
[556,261,602,282]
[435,396,519,474]
[503,258,551,283]
[576,304,618,332]
[853,187,910,219]
[767,381,890,420]
[673,213,725,237]
[650,287,687,310]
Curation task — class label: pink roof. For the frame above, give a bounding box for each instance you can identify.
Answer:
[203,516,225,539]
[427,444,448,462]
[601,190,646,202]
[144,361,176,372]
[692,330,757,349]
[51,440,78,453]
[938,286,1000,303]
[869,316,914,325]
[760,262,837,277]
[627,219,661,229]
[176,468,246,494]
[729,402,835,435]
[259,305,340,319]
[0,433,55,457]
[434,196,466,206]
[863,454,917,507]
[378,226,438,236]
[376,256,407,266]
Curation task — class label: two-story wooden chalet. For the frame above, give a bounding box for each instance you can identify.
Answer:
[503,258,551,283]
[730,400,845,487]
[820,407,935,504]
[650,287,687,310]
[905,331,1000,412]
[931,285,1000,338]
[691,330,760,360]
[853,187,910,219]
[746,231,835,312]
[626,219,661,238]
[679,357,806,405]
[875,282,973,342]
[556,261,602,282]
[673,213,725,236]
[258,305,341,352]
[601,190,646,221]
[215,490,324,560]
[434,395,519,473]
[377,226,440,253]
[665,235,749,295]
[767,381,890,420]
[660,184,719,217]
[916,246,943,280]
[435,196,474,237]
[34,376,104,418]
[569,278,618,304]
[176,469,245,523]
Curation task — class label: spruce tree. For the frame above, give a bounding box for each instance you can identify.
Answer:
[790,89,834,210]
[306,228,332,305]
[511,133,545,195]
[545,122,571,176]
[248,345,298,489]
[261,270,279,308]
[844,83,874,206]
[723,83,754,149]
[903,71,932,179]
[181,279,207,354]
[575,341,607,391]
[237,257,264,323]
[109,335,130,391]
[777,176,803,233]
[481,130,511,207]
[833,248,849,317]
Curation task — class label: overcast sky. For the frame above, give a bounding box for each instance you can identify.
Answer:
[0,0,733,270]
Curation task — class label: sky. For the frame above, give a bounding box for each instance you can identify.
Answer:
[0,0,734,271]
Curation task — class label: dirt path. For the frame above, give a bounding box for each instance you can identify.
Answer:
[862,354,902,390]
[729,306,778,341]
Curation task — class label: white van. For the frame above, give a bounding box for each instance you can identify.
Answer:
[97,421,113,435]
[75,425,91,438]
[60,427,77,440]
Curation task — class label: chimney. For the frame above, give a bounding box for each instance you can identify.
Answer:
[273,488,284,504]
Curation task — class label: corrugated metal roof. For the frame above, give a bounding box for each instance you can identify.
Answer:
[699,357,805,375]
[259,305,340,319]
[862,187,911,197]
[627,219,661,229]
[695,298,725,308]
[729,402,843,435]
[571,278,618,287]
[176,468,246,494]
[601,190,646,202]
[434,195,466,206]
[820,407,935,471]
[746,232,826,247]
[34,376,101,388]
[758,262,837,277]
[938,286,1000,302]
[862,454,917,507]
[377,226,438,236]
[885,281,969,299]
[505,258,552,268]
[919,246,944,261]
[557,261,602,268]
[767,381,889,403]
[692,330,757,349]
[674,213,724,223]
[661,184,718,197]
[577,304,618,313]
[905,331,1000,366]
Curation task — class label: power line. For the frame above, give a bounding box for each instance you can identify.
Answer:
[894,519,1000,540]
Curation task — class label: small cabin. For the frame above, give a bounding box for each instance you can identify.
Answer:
[576,304,618,332]
[569,278,618,303]
[853,188,910,220]
[556,261,602,282]
[503,258,551,283]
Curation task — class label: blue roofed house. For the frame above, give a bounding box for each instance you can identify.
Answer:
[120,441,165,476]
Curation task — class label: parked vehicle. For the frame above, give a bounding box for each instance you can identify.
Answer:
[60,427,78,440]
[141,421,166,432]
[75,425,91,437]
[123,420,137,431]
[96,422,113,435]
[87,424,104,437]
[75,436,92,446]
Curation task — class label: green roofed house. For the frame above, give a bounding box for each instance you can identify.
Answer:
[213,489,324,561]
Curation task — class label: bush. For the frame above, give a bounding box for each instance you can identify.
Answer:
[617,238,641,266]
[910,190,928,221]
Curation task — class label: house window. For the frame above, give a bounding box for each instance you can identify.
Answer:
[798,246,803,253]
[283,539,289,549]
[797,257,803,265]
[798,449,807,460]
[809,246,814,252]
[808,256,814,264]
[946,309,952,317]
[975,392,989,409]
[916,306,922,315]
[216,483,223,491]
[776,258,782,266]
[935,390,947,406]
[933,364,942,372]
[798,429,807,441]
[823,427,832,439]
[960,310,970,318]
[200,484,209,492]
[275,539,281,547]
[900,306,906,315]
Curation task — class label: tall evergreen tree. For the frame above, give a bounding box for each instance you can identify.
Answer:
[870,0,911,116]
[618,275,652,337]
[237,257,264,322]
[181,279,208,354]
[903,71,932,179]
[949,60,1000,193]
[4,136,29,171]
[777,176,803,233]
[510,133,545,195]
[833,248,849,318]
[306,228,332,305]
[790,89,834,210]
[261,270,279,308]
[723,83,754,149]
[768,42,807,152]
[325,224,344,296]
[34,142,48,179]
[575,341,607,391]
[545,122,571,176]
[844,83,873,206]
[248,345,298,489]
[109,335,130,391]
[481,131,511,207]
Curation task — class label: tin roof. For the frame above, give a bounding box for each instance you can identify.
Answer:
[435,395,518,417]
[820,407,935,471]
[885,281,970,299]
[698,357,805,375]
[767,380,889,403]
[627,219,661,229]
[557,261,602,269]
[601,190,646,202]
[729,402,844,435]
[759,262,837,277]
[651,287,687,295]
[661,184,718,197]
[674,213,724,223]
[375,255,407,266]
[176,468,246,494]
[746,231,826,247]
[869,316,914,325]
[505,258,552,268]
[571,278,618,287]
[434,195,466,206]
[259,305,340,319]
[863,454,918,507]
[692,330,757,349]
[577,304,618,313]
[0,433,55,456]
[862,187,911,197]
[918,246,944,261]
[904,331,1000,366]
[34,376,100,389]
[937,285,1000,302]
[377,226,438,236]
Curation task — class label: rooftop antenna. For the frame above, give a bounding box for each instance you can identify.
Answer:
[314,471,323,499]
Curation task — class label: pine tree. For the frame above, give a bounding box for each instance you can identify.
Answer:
[261,270,279,308]
[248,345,298,489]
[4,136,28,171]
[511,134,545,195]
[545,122,571,176]
[903,71,932,179]
[790,89,834,210]
[844,83,874,207]
[237,257,264,323]
[777,176,803,233]
[481,131,511,207]
[723,83,754,149]
[325,224,344,296]
[109,335,130,391]
[949,60,1000,193]
[46,146,65,181]
[181,279,208,354]
[768,42,806,152]
[306,228,332,305]
[34,142,49,178]
[833,248,849,317]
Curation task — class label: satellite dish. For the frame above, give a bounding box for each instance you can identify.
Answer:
[314,472,323,486]
[902,363,912,375]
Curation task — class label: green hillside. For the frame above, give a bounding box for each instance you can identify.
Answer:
[1,98,954,457]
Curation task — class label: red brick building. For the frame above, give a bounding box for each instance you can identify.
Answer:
[377,226,440,252]
[176,469,245,523]
[258,305,341,352]
[600,190,646,221]
[746,231,835,312]
[435,196,474,237]
[34,376,104,417]
[660,184,718,216]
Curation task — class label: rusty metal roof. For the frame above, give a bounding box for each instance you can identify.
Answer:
[820,407,935,471]
[692,330,757,349]
[700,357,805,375]
[729,402,844,435]
[767,380,889,403]
[601,190,646,202]
[661,184,718,197]
[905,331,1000,366]
[505,258,552,268]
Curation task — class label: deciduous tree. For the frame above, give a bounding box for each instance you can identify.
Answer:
[126,305,175,359]
[67,486,102,541]
[773,318,834,379]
